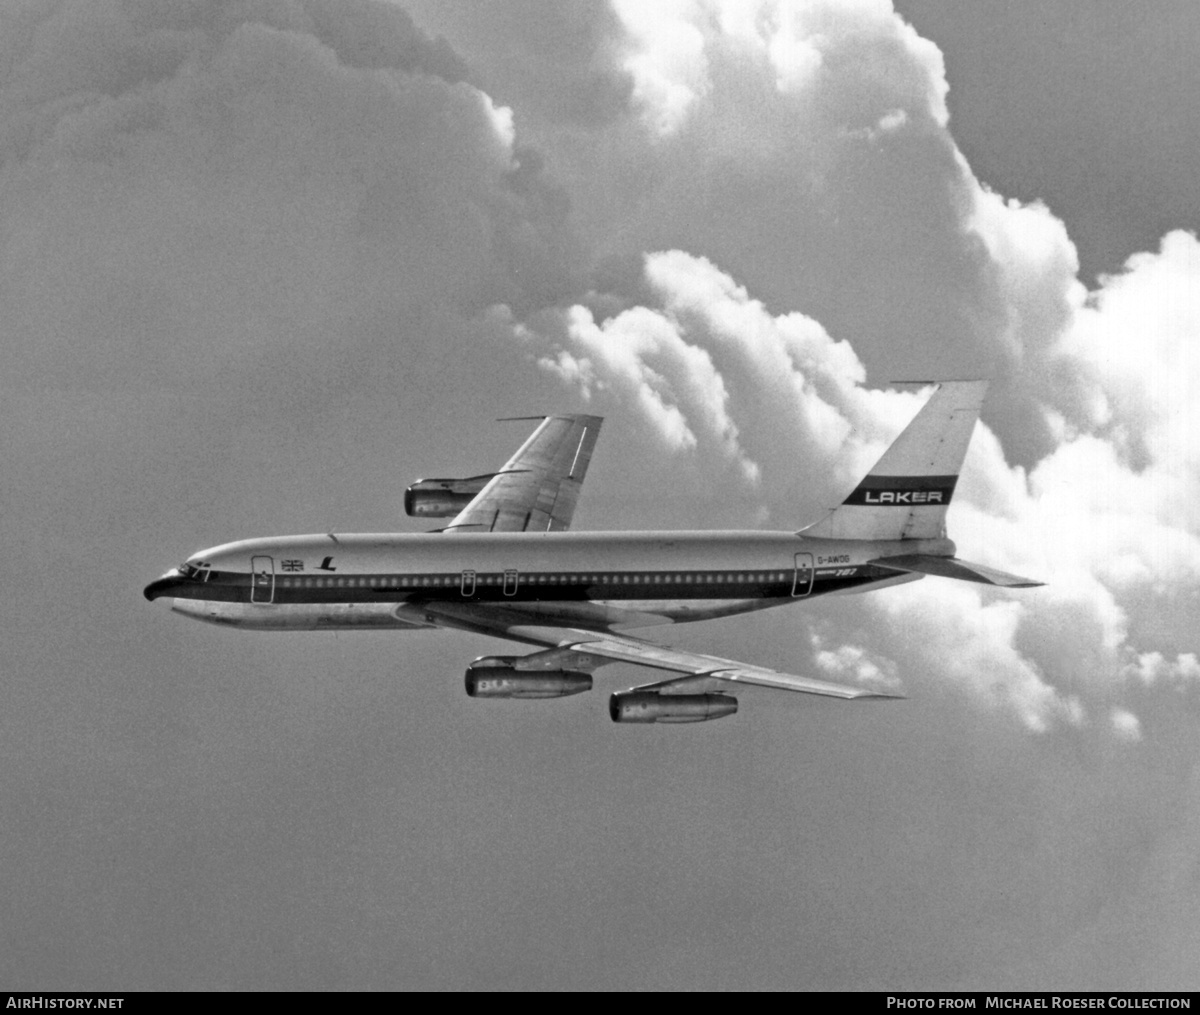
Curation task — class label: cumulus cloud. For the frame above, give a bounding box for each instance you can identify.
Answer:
[0,0,584,400]
[1110,708,1143,742]
[613,0,947,137]
[612,0,709,137]
[526,249,903,505]
[498,1,1200,736]
[1124,652,1200,689]
[6,0,1191,744]
[5,0,1199,991]
[506,0,1200,739]
[522,223,1199,733]
[811,635,901,693]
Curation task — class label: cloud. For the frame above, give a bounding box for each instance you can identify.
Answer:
[613,0,947,138]
[483,0,1200,738]
[523,249,899,505]
[1124,651,1200,689]
[811,635,901,692]
[508,105,1198,738]
[612,0,709,137]
[524,226,1200,733]
[4,0,1199,993]
[538,304,709,460]
[1110,708,1143,742]
[0,0,587,402]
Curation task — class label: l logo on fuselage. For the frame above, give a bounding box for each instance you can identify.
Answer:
[317,556,337,571]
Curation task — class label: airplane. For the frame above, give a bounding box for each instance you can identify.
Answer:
[144,380,1041,723]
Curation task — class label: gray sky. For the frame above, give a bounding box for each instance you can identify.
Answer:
[2,0,1198,990]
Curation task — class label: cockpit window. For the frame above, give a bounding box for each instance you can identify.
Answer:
[178,562,217,581]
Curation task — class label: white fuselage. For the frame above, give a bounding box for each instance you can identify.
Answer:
[144,530,945,633]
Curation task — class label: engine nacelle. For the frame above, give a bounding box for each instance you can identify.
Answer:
[609,690,738,723]
[404,474,497,518]
[465,657,592,699]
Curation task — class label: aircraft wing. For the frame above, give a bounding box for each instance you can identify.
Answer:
[444,414,603,533]
[405,602,901,700]
[542,632,903,699]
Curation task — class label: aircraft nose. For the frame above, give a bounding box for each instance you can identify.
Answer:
[143,576,178,601]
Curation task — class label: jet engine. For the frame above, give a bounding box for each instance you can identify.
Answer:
[404,475,497,518]
[465,657,592,699]
[608,690,738,723]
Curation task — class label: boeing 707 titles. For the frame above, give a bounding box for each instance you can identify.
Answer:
[145,381,1041,723]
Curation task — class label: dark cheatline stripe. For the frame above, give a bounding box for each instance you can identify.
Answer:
[162,566,897,607]
[842,474,958,506]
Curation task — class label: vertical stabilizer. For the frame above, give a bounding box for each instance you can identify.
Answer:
[802,380,988,541]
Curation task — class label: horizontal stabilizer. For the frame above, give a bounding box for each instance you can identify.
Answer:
[868,554,1043,588]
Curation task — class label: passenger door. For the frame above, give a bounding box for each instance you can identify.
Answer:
[791,553,814,597]
[250,556,275,604]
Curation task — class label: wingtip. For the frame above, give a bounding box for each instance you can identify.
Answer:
[887,377,989,386]
[860,688,907,700]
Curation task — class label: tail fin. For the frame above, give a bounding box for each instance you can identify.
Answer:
[802,380,988,541]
